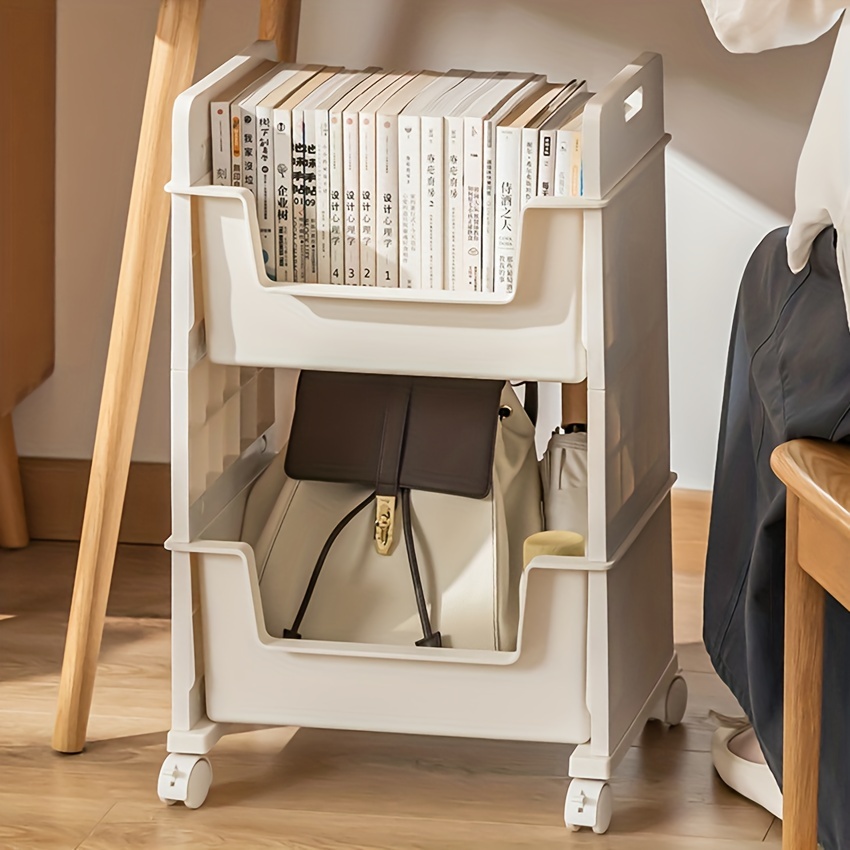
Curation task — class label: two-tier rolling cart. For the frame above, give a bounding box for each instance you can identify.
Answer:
[158,42,687,835]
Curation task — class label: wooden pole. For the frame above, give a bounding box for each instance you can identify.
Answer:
[52,0,204,754]
[52,0,304,757]
[259,0,301,62]
[0,414,29,549]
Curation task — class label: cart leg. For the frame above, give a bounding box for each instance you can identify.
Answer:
[51,0,204,754]
[0,413,29,549]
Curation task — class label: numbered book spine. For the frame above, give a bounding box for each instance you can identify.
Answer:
[462,116,485,292]
[358,111,378,285]
[342,108,361,284]
[328,110,346,283]
[273,107,296,282]
[315,109,334,284]
[255,104,277,277]
[397,113,421,288]
[376,111,400,287]
[444,115,465,290]
[536,128,557,197]
[420,115,443,290]
[494,126,521,295]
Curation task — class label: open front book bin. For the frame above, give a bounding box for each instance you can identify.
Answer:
[161,43,687,834]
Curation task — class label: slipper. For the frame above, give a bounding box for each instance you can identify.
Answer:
[711,716,783,820]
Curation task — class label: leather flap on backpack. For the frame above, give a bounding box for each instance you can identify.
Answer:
[284,371,504,499]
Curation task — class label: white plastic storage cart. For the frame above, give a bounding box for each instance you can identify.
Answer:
[160,43,688,834]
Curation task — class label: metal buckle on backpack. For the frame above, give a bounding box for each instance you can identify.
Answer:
[375,495,396,555]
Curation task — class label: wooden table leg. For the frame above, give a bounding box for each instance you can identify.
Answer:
[0,413,29,549]
[784,492,825,850]
[52,0,204,754]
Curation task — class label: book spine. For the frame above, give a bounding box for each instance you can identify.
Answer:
[536,128,557,197]
[376,112,399,287]
[240,105,259,195]
[342,108,361,284]
[444,115,465,291]
[211,100,232,185]
[273,107,296,282]
[462,116,485,292]
[328,110,345,283]
[290,108,308,282]
[397,113,421,288]
[494,126,521,295]
[255,104,276,278]
[480,118,498,293]
[314,109,334,284]
[571,129,583,197]
[420,115,443,290]
[358,110,378,285]
[520,126,539,207]
[302,109,321,283]
[230,104,244,187]
[554,128,570,197]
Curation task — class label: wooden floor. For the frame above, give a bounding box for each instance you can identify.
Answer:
[0,490,784,849]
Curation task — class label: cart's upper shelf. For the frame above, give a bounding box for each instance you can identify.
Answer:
[168,44,667,381]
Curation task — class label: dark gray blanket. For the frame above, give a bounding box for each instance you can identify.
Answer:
[705,225,850,849]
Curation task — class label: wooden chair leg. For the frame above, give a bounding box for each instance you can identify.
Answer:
[561,380,588,427]
[51,0,204,754]
[0,413,29,549]
[784,493,825,850]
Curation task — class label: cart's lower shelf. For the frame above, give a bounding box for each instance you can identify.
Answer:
[167,482,675,746]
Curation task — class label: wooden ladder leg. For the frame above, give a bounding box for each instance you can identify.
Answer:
[52,0,204,754]
[259,0,302,61]
[0,413,29,549]
[783,493,825,850]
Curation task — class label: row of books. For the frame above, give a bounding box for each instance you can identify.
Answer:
[211,62,590,293]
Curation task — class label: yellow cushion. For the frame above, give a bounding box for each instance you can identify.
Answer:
[523,530,585,568]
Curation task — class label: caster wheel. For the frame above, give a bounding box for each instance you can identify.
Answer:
[564,779,613,834]
[664,675,688,727]
[157,753,213,809]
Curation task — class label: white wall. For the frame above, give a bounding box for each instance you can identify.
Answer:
[13,0,834,489]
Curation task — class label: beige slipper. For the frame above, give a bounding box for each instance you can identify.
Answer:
[710,714,783,820]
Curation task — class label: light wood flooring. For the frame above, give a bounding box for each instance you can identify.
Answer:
[0,490,784,849]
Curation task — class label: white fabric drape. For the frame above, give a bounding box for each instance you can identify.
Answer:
[702,0,850,325]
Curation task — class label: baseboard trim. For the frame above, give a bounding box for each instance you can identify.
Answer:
[19,458,170,546]
[17,460,711,553]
